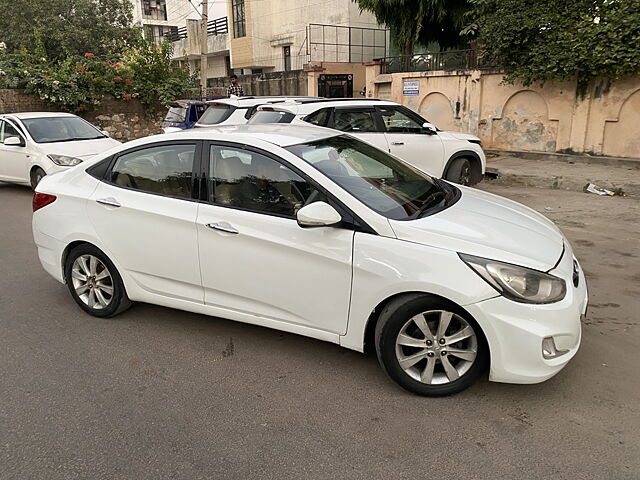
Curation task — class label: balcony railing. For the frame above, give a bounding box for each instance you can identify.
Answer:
[379,50,495,74]
[165,16,228,42]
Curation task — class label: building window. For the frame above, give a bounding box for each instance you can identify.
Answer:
[143,24,174,44]
[232,0,246,38]
[142,0,167,21]
[283,46,291,71]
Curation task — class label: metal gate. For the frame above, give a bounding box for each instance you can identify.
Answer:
[318,74,353,98]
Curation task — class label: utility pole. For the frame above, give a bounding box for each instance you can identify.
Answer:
[200,0,208,96]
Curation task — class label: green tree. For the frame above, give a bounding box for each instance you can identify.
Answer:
[0,0,139,59]
[355,0,471,57]
[464,0,640,86]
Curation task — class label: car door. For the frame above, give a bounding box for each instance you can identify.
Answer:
[86,141,204,303]
[196,142,354,335]
[0,119,30,183]
[328,107,390,153]
[378,105,446,177]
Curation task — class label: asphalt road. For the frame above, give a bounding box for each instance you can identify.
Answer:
[1,180,639,479]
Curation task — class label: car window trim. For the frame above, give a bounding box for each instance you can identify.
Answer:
[201,140,376,234]
[98,139,203,203]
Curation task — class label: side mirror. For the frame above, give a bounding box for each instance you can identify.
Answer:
[100,130,110,137]
[296,201,342,228]
[422,122,437,134]
[3,136,23,146]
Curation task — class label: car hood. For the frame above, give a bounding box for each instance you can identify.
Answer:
[39,137,121,160]
[388,186,565,271]
[439,131,481,142]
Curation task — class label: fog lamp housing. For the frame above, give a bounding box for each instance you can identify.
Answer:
[542,336,569,360]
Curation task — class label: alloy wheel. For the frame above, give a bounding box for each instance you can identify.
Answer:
[70,254,114,310]
[395,310,478,385]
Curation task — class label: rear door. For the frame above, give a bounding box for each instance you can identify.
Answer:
[378,105,446,176]
[87,141,203,302]
[327,107,390,153]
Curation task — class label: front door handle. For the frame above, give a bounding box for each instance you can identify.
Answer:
[206,222,239,234]
[96,197,121,208]
[390,141,405,146]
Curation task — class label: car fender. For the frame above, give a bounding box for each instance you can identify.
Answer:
[442,149,484,184]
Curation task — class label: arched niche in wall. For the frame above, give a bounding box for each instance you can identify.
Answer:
[491,90,559,152]
[602,89,640,158]
[419,92,455,131]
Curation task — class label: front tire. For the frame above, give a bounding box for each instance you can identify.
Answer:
[445,157,472,186]
[375,294,488,396]
[30,167,46,190]
[64,244,133,318]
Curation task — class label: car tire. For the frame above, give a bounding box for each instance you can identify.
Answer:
[375,294,488,396]
[445,157,472,186]
[64,244,133,318]
[30,167,46,190]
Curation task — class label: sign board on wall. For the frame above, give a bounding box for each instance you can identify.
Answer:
[403,80,419,96]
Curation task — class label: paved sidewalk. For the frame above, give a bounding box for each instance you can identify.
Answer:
[486,153,640,197]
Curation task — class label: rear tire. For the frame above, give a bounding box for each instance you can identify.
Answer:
[445,157,472,186]
[30,167,46,190]
[375,294,488,396]
[64,244,133,318]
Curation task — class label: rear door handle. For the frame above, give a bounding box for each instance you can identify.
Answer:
[206,222,239,234]
[96,197,121,208]
[390,141,405,146]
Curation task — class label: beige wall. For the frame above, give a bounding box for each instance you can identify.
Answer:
[365,66,640,158]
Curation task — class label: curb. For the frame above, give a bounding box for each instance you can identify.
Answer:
[486,149,640,169]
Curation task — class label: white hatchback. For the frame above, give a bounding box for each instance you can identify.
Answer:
[32,125,587,396]
[0,112,121,189]
[249,99,486,185]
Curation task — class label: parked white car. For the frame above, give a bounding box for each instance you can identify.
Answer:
[0,112,121,189]
[249,99,486,185]
[194,96,322,128]
[32,125,587,396]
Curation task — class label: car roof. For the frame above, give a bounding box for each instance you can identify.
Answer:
[144,124,341,148]
[3,112,78,120]
[206,96,323,108]
[256,98,400,114]
[168,100,208,106]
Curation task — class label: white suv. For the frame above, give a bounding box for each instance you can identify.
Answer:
[249,99,486,185]
[194,96,322,129]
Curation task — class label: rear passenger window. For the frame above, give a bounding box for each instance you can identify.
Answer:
[209,145,326,217]
[332,109,378,132]
[305,108,330,127]
[110,144,195,199]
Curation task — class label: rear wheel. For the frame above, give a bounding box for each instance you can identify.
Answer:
[445,157,472,186]
[375,294,488,396]
[64,244,133,318]
[30,167,46,190]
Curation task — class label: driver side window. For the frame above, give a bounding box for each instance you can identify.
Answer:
[0,120,24,144]
[379,107,424,133]
[209,145,327,218]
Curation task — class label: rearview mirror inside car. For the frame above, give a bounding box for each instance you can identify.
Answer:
[296,201,342,228]
[3,136,23,147]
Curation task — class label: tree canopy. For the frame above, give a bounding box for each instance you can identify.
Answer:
[0,0,139,59]
[464,0,640,85]
[355,0,471,56]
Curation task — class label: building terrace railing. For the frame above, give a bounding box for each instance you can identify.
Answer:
[378,49,496,74]
[165,16,228,42]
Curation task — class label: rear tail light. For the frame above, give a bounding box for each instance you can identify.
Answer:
[32,193,57,212]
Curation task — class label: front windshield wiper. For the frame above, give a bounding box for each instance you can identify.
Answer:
[49,136,105,142]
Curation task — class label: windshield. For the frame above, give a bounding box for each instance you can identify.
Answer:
[248,110,295,124]
[22,117,105,144]
[163,106,187,124]
[286,135,453,220]
[197,105,235,125]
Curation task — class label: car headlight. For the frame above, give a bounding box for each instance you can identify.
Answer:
[459,253,566,304]
[47,154,83,166]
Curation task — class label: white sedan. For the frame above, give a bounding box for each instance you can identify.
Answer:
[32,125,588,396]
[0,112,121,189]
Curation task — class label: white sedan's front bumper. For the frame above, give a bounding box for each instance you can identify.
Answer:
[465,252,588,384]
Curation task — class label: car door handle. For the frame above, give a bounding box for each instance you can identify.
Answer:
[206,222,239,234]
[96,197,121,208]
[390,141,405,146]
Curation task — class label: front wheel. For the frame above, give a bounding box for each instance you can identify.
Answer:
[375,294,488,396]
[30,167,46,190]
[64,244,133,318]
[445,157,472,186]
